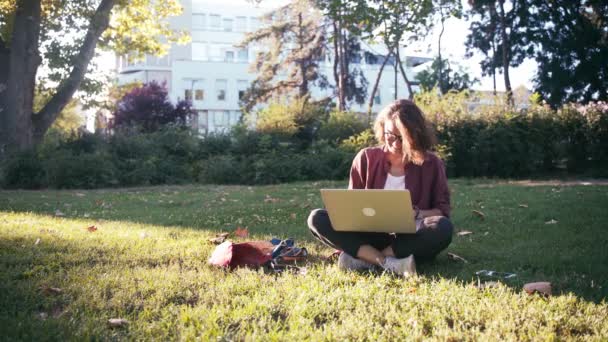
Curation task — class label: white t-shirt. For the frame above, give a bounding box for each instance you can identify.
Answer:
[384,173,423,231]
[383,173,405,190]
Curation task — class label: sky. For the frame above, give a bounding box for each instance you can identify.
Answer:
[95,0,538,93]
[217,0,539,92]
[415,14,537,92]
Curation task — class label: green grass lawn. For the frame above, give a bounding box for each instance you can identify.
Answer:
[1,179,607,340]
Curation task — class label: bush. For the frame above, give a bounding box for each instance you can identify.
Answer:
[197,155,248,184]
[109,127,198,185]
[112,81,194,132]
[3,95,607,189]
[2,150,47,189]
[44,150,117,189]
[317,110,367,145]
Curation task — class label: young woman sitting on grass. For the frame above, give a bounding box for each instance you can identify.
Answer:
[307,99,453,277]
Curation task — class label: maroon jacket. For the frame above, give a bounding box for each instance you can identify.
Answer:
[348,146,451,217]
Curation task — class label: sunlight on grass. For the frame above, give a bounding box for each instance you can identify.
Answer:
[1,181,608,339]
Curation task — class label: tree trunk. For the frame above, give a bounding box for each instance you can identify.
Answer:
[297,12,307,97]
[491,39,497,95]
[367,50,393,121]
[0,0,116,161]
[332,20,343,111]
[393,55,398,100]
[0,0,42,160]
[338,21,347,111]
[0,37,11,160]
[395,48,414,99]
[438,7,446,94]
[497,0,513,105]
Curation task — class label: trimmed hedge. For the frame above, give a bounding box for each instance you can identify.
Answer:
[2,101,607,189]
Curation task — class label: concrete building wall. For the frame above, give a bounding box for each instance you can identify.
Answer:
[116,0,432,135]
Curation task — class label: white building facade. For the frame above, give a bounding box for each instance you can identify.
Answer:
[116,0,432,135]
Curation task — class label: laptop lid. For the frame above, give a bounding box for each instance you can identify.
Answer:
[320,189,416,234]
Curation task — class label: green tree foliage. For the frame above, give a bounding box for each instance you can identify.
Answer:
[247,95,327,146]
[34,86,84,137]
[317,110,367,144]
[465,0,533,101]
[315,0,372,111]
[530,0,608,107]
[0,0,187,161]
[416,57,478,93]
[239,0,327,112]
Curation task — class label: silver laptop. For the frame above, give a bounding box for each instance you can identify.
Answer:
[320,189,416,234]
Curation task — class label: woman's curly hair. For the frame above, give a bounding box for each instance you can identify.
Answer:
[373,99,437,165]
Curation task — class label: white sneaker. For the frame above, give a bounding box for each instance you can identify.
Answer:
[382,255,416,277]
[338,252,375,271]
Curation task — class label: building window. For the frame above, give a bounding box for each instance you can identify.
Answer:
[237,48,248,62]
[374,93,381,105]
[184,89,193,101]
[237,80,248,101]
[365,52,379,65]
[222,18,233,32]
[213,111,229,126]
[225,50,234,62]
[209,14,221,29]
[195,89,204,101]
[192,13,206,29]
[224,111,230,125]
[198,110,208,134]
[216,79,227,101]
[235,16,247,32]
[250,17,260,31]
[232,111,241,125]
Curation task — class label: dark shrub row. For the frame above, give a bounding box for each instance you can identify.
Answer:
[2,101,607,189]
[436,104,608,178]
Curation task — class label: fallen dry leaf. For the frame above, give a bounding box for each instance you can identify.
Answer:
[87,225,98,232]
[264,195,280,203]
[518,204,529,208]
[545,219,558,225]
[41,286,63,295]
[234,227,249,238]
[290,213,297,220]
[108,318,129,328]
[457,230,473,236]
[447,252,468,263]
[472,210,486,220]
[523,282,552,296]
[477,281,500,290]
[209,233,230,244]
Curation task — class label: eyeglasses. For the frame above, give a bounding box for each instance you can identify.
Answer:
[384,132,402,143]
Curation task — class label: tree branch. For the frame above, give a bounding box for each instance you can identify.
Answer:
[33,0,116,142]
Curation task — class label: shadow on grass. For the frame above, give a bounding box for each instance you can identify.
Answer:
[1,181,607,305]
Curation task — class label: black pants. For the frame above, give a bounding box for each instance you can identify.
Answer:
[307,208,453,261]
